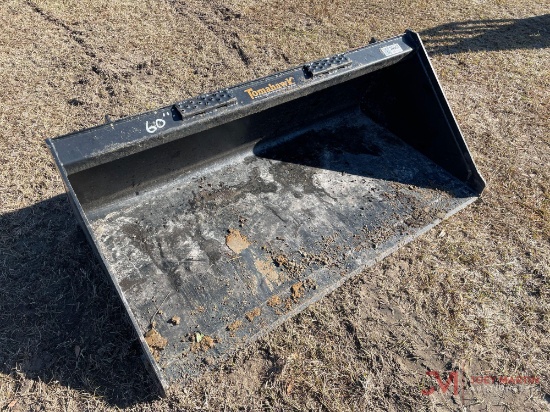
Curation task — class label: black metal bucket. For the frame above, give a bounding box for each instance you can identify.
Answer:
[47,30,484,394]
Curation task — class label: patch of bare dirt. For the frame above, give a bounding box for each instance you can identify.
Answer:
[254,259,280,284]
[245,307,261,322]
[291,282,305,301]
[225,229,250,254]
[144,328,168,361]
[144,329,167,350]
[267,295,281,307]
[227,320,242,332]
[273,254,288,267]
[190,334,216,352]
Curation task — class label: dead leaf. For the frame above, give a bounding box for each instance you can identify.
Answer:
[286,380,294,394]
[7,399,18,408]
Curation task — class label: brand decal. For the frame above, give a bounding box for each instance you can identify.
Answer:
[244,77,295,100]
[380,43,403,57]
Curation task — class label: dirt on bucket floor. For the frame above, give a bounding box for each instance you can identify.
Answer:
[0,0,548,410]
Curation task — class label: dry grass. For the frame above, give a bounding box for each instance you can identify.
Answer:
[0,0,549,410]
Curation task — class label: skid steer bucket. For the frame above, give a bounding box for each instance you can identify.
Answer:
[47,30,484,394]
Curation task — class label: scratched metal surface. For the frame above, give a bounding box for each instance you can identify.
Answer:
[91,109,476,384]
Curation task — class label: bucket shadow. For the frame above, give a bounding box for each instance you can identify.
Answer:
[0,195,159,407]
[421,14,549,55]
[253,120,476,199]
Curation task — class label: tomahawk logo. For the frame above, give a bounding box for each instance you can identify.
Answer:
[421,370,460,396]
[244,77,295,99]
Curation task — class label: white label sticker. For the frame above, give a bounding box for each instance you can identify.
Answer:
[380,43,403,57]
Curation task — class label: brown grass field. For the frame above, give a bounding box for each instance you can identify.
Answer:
[0,0,548,410]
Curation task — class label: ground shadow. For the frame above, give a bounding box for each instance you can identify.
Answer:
[0,195,160,407]
[421,14,549,55]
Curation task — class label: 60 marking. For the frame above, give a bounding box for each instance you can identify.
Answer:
[145,118,166,134]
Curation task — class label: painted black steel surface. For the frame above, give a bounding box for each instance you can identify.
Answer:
[46,31,485,395]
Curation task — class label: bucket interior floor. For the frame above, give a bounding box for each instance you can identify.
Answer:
[89,109,476,384]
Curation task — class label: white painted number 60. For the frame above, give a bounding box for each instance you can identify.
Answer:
[146,118,166,134]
